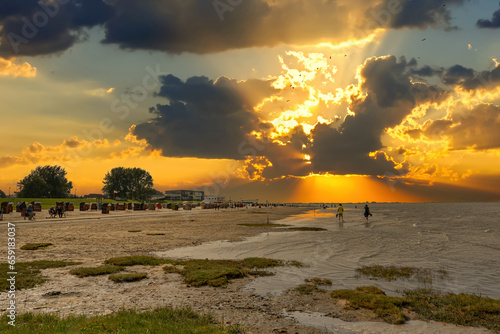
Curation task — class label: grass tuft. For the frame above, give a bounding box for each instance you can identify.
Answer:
[70,265,123,278]
[0,306,244,333]
[128,230,141,233]
[305,277,332,285]
[109,272,148,283]
[355,265,446,286]
[163,257,302,287]
[146,233,166,236]
[330,285,500,330]
[294,284,321,295]
[20,243,54,250]
[404,289,500,332]
[0,261,80,291]
[105,256,173,267]
[295,277,333,295]
[331,286,408,324]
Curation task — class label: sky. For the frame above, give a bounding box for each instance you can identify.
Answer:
[1,0,500,203]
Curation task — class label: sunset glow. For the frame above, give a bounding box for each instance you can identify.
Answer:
[1,1,500,202]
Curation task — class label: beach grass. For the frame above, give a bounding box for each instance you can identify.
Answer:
[146,233,166,236]
[355,265,446,286]
[127,230,141,233]
[404,289,500,332]
[20,243,54,250]
[305,277,332,285]
[69,265,123,278]
[294,277,332,295]
[0,261,80,291]
[294,284,321,295]
[105,255,173,267]
[163,257,302,287]
[108,272,148,283]
[0,307,244,333]
[331,286,408,324]
[330,285,500,331]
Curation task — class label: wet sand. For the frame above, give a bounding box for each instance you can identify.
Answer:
[0,207,491,333]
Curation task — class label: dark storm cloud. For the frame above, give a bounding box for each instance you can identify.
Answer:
[459,65,500,91]
[258,127,313,179]
[132,74,276,159]
[0,0,471,57]
[423,104,500,150]
[438,63,500,91]
[103,0,468,54]
[309,56,448,176]
[369,0,466,30]
[0,0,114,57]
[476,4,500,28]
[441,65,475,85]
[410,65,443,77]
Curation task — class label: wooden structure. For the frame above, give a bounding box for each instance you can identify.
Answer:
[16,201,28,212]
[1,202,13,214]
[101,203,110,214]
[31,201,42,212]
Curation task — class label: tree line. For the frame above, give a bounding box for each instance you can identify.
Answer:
[1,165,156,200]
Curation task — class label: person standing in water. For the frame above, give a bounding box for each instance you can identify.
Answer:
[337,204,344,222]
[364,204,372,222]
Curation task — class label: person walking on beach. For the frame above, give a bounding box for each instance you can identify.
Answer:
[337,204,344,222]
[364,204,372,222]
[26,204,34,220]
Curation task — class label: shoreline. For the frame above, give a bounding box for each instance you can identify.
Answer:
[0,207,493,333]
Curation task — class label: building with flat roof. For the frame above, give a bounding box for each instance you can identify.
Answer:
[164,190,204,201]
[203,195,225,203]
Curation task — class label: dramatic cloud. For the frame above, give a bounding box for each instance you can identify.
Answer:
[422,104,500,150]
[0,0,114,57]
[477,5,500,28]
[132,75,276,159]
[309,55,447,176]
[369,0,466,30]
[0,0,468,58]
[133,54,462,178]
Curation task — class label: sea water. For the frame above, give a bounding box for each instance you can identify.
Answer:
[155,202,499,333]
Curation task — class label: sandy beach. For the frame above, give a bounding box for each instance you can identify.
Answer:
[0,206,492,333]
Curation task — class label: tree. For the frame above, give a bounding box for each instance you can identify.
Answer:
[18,165,73,198]
[0,189,6,198]
[102,167,154,201]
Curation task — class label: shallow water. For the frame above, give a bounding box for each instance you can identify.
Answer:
[283,311,490,333]
[156,203,500,299]
[154,203,499,332]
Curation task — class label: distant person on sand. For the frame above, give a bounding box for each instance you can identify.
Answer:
[337,204,344,222]
[57,205,64,218]
[364,204,372,222]
[26,204,34,220]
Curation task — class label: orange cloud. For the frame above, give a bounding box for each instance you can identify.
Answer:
[0,137,111,169]
[0,58,36,78]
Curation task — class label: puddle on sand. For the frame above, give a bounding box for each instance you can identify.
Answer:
[283,311,489,334]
